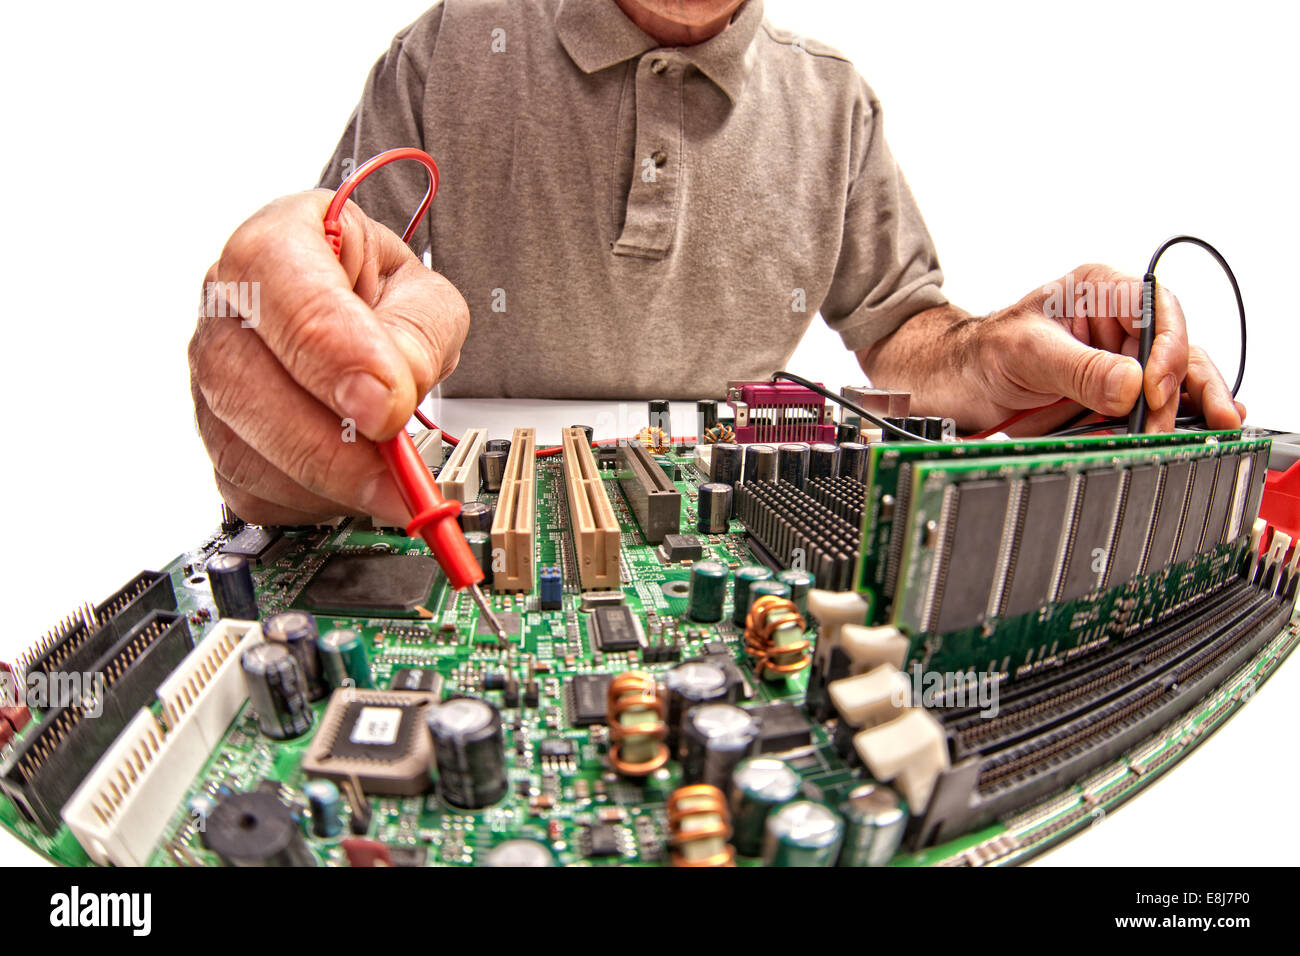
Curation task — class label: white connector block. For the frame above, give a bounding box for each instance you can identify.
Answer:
[414,427,443,469]
[436,427,488,503]
[61,620,263,866]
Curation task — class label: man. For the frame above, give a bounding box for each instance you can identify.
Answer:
[189,0,1243,527]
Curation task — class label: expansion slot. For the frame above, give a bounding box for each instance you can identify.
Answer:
[413,426,443,469]
[561,427,621,589]
[436,427,488,503]
[490,427,536,592]
[616,440,681,543]
[0,610,193,834]
[62,620,263,866]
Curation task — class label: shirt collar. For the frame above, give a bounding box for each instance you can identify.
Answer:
[556,0,765,104]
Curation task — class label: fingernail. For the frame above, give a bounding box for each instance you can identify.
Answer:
[1156,374,1178,408]
[334,371,393,436]
[1105,361,1135,405]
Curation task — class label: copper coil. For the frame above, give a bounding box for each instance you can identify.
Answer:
[744,595,811,679]
[606,670,669,776]
[702,423,735,444]
[666,784,735,867]
[637,427,671,454]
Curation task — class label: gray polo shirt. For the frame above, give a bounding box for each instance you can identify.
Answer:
[319,0,946,399]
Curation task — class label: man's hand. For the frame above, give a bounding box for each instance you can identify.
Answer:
[189,190,469,526]
[859,264,1244,435]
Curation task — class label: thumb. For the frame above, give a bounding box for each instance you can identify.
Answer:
[1015,325,1144,418]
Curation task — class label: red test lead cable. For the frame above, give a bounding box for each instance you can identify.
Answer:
[323,147,506,640]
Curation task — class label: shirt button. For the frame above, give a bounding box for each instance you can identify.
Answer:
[651,58,668,74]
[651,150,668,167]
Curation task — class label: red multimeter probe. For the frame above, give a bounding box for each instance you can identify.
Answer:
[322,147,506,640]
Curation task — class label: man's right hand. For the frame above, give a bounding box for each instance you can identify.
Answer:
[189,190,468,527]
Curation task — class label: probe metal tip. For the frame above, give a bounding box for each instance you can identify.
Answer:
[468,583,508,641]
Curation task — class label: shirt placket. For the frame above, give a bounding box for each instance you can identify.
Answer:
[612,52,684,259]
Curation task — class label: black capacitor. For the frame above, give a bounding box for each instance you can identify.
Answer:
[241,643,313,740]
[709,442,743,488]
[836,422,860,444]
[202,790,315,867]
[923,417,946,441]
[206,552,259,620]
[838,442,868,482]
[742,444,777,484]
[459,500,494,533]
[479,450,507,492]
[696,482,734,534]
[777,444,809,487]
[485,438,512,455]
[905,417,928,439]
[262,610,326,701]
[697,399,719,431]
[681,703,762,790]
[664,658,734,754]
[808,443,840,481]
[648,399,672,435]
[464,531,493,583]
[427,697,507,809]
[570,424,595,446]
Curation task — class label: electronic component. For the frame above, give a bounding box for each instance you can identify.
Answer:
[561,426,621,589]
[414,426,443,468]
[606,671,669,776]
[709,442,742,489]
[726,381,836,444]
[661,533,703,564]
[436,427,488,503]
[484,839,554,866]
[664,658,734,752]
[303,687,438,796]
[318,628,374,689]
[490,427,537,592]
[687,559,728,623]
[838,783,907,867]
[567,673,613,727]
[776,569,815,617]
[617,439,681,543]
[582,822,622,858]
[426,697,507,808]
[648,399,672,435]
[539,565,563,610]
[731,565,774,627]
[696,482,733,535]
[667,784,734,866]
[838,442,868,482]
[241,642,313,740]
[202,790,315,867]
[749,701,813,753]
[390,668,442,694]
[763,800,844,867]
[776,443,808,487]
[479,449,507,493]
[735,481,859,590]
[206,552,259,620]
[742,444,777,484]
[808,442,840,481]
[262,610,326,701]
[464,531,493,583]
[729,756,800,857]
[681,703,761,790]
[293,552,444,618]
[304,779,342,838]
[218,524,284,565]
[459,500,493,533]
[591,604,643,652]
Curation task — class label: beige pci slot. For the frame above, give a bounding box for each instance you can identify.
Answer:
[436,427,488,503]
[490,428,537,592]
[561,427,621,589]
[414,426,443,469]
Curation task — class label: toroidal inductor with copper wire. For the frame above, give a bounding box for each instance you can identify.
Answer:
[744,596,811,681]
[606,671,669,776]
[667,784,735,866]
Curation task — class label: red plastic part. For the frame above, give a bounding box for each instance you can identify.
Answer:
[341,837,393,867]
[1260,460,1300,558]
[325,148,483,594]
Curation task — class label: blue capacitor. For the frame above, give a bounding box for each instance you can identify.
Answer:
[539,565,562,610]
[304,779,342,838]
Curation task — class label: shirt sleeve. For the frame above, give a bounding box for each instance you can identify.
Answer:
[819,83,947,354]
[317,4,444,254]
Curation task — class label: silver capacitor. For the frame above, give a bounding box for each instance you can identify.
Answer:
[763,800,844,867]
[838,783,908,867]
[681,703,761,791]
[696,482,733,534]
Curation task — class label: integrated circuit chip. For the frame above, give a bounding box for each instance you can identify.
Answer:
[1106,465,1160,586]
[390,668,443,695]
[293,553,444,618]
[583,823,622,857]
[219,525,284,565]
[567,673,613,726]
[1002,473,1070,619]
[591,605,643,652]
[1056,469,1124,602]
[750,701,813,753]
[927,479,1011,634]
[301,687,438,795]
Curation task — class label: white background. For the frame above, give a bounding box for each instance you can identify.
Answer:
[0,0,1294,866]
